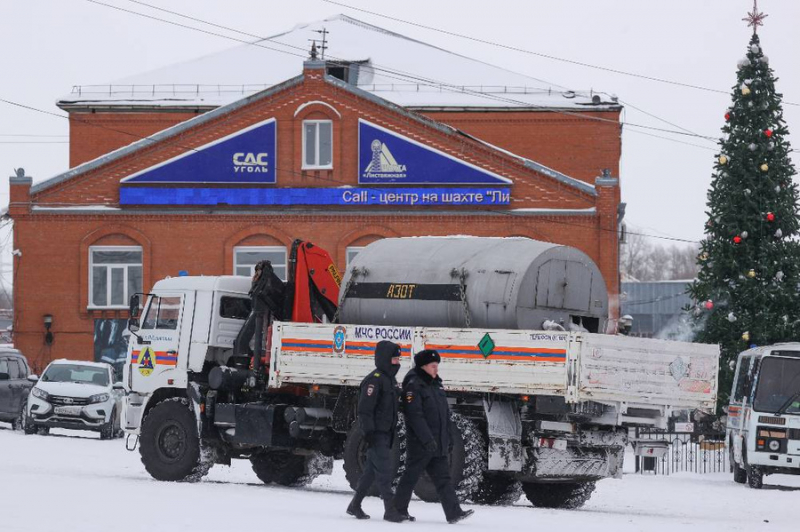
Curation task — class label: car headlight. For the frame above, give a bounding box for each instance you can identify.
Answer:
[89,393,110,404]
[31,387,50,401]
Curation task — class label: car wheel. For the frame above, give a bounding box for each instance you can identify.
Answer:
[11,398,27,431]
[37,426,50,436]
[100,408,117,440]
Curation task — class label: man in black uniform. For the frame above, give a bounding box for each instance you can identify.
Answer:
[393,349,474,524]
[346,340,404,523]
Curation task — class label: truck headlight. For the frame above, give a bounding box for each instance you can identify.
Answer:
[768,440,780,452]
[31,387,50,402]
[89,393,110,404]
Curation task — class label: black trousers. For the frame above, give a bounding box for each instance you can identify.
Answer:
[394,448,460,520]
[354,434,395,501]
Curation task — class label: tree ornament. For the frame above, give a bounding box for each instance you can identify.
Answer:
[766,212,775,222]
[775,185,781,193]
[742,331,750,342]
[741,231,749,239]
[741,86,751,96]
[738,58,750,68]
[725,112,731,121]
[751,44,760,54]
[748,143,757,151]
[748,269,756,278]
[762,55,769,63]
[733,236,742,244]
[764,129,773,137]
[719,155,729,165]
[744,188,751,196]
[748,102,754,108]
[699,252,709,261]
[776,271,785,281]
[728,312,736,322]
[703,300,714,310]
[775,228,783,238]
[761,163,769,172]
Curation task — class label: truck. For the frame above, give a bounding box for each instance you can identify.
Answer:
[122,236,719,509]
[726,343,800,488]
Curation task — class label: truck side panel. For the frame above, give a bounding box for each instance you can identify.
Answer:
[576,333,718,410]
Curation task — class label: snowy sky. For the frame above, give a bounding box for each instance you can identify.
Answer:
[1,0,798,249]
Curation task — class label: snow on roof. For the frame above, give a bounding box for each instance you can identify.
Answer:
[153,275,251,294]
[58,15,620,111]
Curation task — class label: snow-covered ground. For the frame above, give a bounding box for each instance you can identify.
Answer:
[0,424,798,532]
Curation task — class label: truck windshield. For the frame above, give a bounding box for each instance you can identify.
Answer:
[753,357,800,414]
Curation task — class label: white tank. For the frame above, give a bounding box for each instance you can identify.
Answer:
[338,237,609,332]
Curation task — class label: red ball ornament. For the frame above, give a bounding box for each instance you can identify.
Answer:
[704,300,714,310]
[733,236,742,244]
[725,112,731,121]
[767,212,776,222]
[764,129,773,137]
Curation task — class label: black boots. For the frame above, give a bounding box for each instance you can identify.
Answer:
[383,499,405,523]
[399,511,416,522]
[447,509,474,524]
[346,495,370,520]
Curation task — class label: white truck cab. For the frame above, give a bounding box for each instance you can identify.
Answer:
[123,276,252,433]
[727,343,800,488]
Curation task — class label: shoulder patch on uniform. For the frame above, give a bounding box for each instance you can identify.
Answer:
[367,384,375,396]
[406,391,414,403]
[374,372,381,377]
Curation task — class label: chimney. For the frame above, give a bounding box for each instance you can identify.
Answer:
[9,168,32,215]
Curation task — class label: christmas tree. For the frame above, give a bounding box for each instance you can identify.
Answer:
[690,2,800,410]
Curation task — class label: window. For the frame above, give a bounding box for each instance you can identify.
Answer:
[346,246,365,267]
[303,120,333,169]
[733,356,752,402]
[141,296,182,331]
[220,297,252,320]
[0,358,7,376]
[7,359,21,379]
[753,357,800,413]
[90,246,143,308]
[234,246,287,281]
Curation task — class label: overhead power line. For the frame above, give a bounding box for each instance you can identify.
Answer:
[323,0,799,107]
[81,0,724,144]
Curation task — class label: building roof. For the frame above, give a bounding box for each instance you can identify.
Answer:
[57,14,620,111]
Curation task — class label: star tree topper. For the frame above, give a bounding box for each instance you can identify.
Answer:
[743,0,768,34]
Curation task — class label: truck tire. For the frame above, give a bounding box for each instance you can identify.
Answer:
[522,481,596,509]
[139,397,212,482]
[731,447,746,484]
[471,472,522,506]
[250,451,326,487]
[342,415,403,496]
[412,412,486,503]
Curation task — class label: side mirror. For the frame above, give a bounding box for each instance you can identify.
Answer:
[27,374,39,383]
[128,318,140,333]
[0,372,9,381]
[129,294,140,319]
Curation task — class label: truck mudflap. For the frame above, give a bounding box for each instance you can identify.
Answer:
[522,446,625,482]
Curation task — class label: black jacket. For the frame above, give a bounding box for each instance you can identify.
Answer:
[357,341,401,442]
[401,366,450,456]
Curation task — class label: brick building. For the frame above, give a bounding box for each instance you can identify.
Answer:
[8,15,623,373]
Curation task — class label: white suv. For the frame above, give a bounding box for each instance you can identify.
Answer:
[26,360,123,439]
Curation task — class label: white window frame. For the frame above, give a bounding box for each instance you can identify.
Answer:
[233,246,288,281]
[302,119,333,170]
[89,245,143,309]
[346,246,365,268]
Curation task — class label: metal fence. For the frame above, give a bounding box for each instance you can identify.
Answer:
[633,428,729,475]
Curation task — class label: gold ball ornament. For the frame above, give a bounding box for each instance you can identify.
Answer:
[760,163,769,172]
[742,331,750,341]
[718,155,728,165]
[700,252,709,261]
[748,269,756,278]
[742,87,751,96]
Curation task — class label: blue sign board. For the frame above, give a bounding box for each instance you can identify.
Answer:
[119,187,511,207]
[358,120,511,185]
[123,119,277,184]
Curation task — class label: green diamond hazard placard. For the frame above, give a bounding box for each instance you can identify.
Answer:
[478,333,495,358]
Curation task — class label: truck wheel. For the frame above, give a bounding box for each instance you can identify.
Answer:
[250,451,327,487]
[522,481,596,509]
[342,415,403,496]
[471,472,522,506]
[731,447,746,484]
[746,465,763,489]
[139,397,212,482]
[412,412,486,503]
